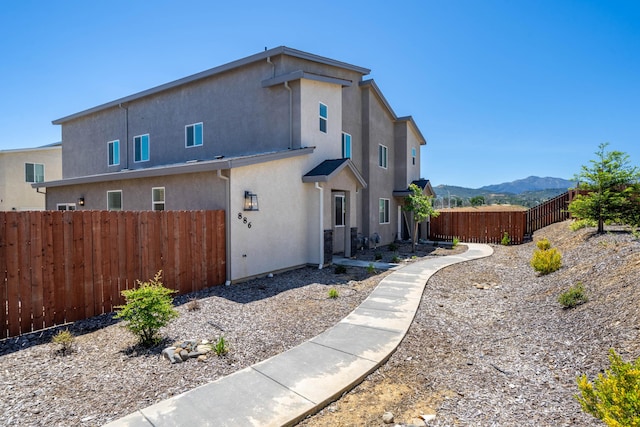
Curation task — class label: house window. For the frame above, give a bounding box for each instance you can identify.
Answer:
[342,133,351,159]
[319,102,327,133]
[107,190,122,211]
[108,140,120,166]
[134,134,150,162]
[152,187,165,211]
[25,163,44,183]
[379,198,390,224]
[56,203,76,211]
[412,147,416,165]
[378,144,388,169]
[185,123,203,148]
[334,194,345,227]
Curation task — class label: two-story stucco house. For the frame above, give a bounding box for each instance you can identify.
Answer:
[0,143,62,211]
[34,47,433,282]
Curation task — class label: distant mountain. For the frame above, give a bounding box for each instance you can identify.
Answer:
[434,176,577,208]
[480,176,575,194]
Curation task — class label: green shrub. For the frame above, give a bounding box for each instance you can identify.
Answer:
[52,329,75,356]
[536,238,551,251]
[328,288,339,299]
[374,252,382,261]
[570,218,598,231]
[334,264,347,274]
[114,271,179,347]
[452,237,460,248]
[501,232,511,246]
[558,282,588,308]
[576,349,640,426]
[391,255,401,263]
[213,336,228,356]
[388,242,398,252]
[531,246,562,275]
[367,263,376,275]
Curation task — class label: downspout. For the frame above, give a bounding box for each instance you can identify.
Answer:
[315,182,324,269]
[266,56,275,78]
[118,103,129,169]
[217,170,232,286]
[284,82,292,149]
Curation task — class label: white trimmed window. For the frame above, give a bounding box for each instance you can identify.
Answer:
[378,144,388,169]
[379,198,390,224]
[412,147,416,165]
[108,140,120,166]
[25,163,44,183]
[185,123,203,147]
[334,194,345,227]
[107,190,123,211]
[134,134,150,162]
[342,132,351,159]
[152,187,165,211]
[319,102,327,133]
[56,203,76,211]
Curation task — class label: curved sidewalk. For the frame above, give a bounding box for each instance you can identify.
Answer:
[106,243,493,427]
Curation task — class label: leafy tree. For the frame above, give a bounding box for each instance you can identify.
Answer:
[403,183,439,252]
[470,195,485,207]
[568,143,639,233]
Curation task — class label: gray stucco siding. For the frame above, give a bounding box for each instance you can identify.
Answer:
[46,172,226,211]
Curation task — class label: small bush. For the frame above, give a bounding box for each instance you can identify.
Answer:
[531,246,562,275]
[213,336,228,356]
[334,264,347,274]
[576,349,640,426]
[328,288,339,299]
[367,263,376,275]
[374,252,383,261]
[558,282,588,308]
[388,242,398,252]
[536,238,552,251]
[114,271,179,347]
[391,255,401,263]
[52,329,75,356]
[452,237,460,248]
[570,218,598,231]
[501,232,511,246]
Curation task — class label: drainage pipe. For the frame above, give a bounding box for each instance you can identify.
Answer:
[118,103,129,169]
[217,170,232,286]
[315,182,324,269]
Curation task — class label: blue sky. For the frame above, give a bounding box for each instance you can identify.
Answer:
[1,0,638,188]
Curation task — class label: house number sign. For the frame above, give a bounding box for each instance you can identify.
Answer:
[237,212,252,229]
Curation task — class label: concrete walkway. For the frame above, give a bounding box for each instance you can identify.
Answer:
[105,243,493,427]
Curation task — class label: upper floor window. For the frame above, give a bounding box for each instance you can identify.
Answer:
[108,140,120,166]
[334,194,345,227]
[319,103,327,133]
[134,134,150,162]
[342,133,352,159]
[107,190,122,211]
[25,163,44,183]
[412,147,416,165]
[378,144,388,169]
[152,187,165,211]
[185,123,203,148]
[379,198,390,224]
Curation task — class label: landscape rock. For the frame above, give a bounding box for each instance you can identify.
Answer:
[382,411,394,424]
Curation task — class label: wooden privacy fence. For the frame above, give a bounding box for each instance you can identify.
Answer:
[429,190,583,244]
[429,210,528,244]
[0,210,226,339]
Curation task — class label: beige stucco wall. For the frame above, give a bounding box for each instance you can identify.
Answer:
[0,146,62,211]
[229,156,319,281]
[300,79,343,161]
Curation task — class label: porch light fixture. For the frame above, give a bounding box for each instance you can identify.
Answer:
[78,197,85,206]
[244,191,259,211]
